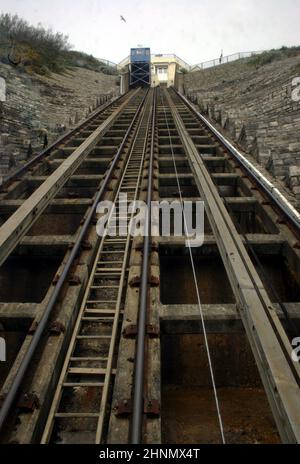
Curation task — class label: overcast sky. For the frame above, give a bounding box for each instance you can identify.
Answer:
[1,0,299,64]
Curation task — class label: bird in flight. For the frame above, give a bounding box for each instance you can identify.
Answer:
[120,15,126,22]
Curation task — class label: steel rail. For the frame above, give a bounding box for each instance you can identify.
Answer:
[0,89,148,434]
[159,89,225,443]
[174,89,300,233]
[41,89,152,444]
[1,93,125,190]
[95,91,153,444]
[175,86,300,337]
[166,89,300,443]
[130,88,156,444]
[224,197,300,337]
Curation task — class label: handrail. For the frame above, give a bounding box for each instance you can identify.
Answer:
[117,54,191,70]
[191,50,265,71]
[98,58,117,68]
[117,50,267,72]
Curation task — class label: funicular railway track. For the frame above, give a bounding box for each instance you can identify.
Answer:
[157,89,300,443]
[41,90,154,444]
[0,86,300,444]
[0,87,151,441]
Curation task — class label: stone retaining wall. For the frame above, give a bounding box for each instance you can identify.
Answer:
[184,54,300,198]
[0,64,118,180]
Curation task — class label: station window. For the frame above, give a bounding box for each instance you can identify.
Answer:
[157,66,168,74]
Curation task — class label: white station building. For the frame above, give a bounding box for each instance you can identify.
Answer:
[118,53,190,90]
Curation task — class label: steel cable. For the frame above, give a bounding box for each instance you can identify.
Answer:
[159,89,226,444]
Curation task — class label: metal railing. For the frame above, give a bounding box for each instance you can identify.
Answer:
[116,50,269,73]
[117,54,191,71]
[190,50,265,71]
[117,56,130,69]
[152,53,191,70]
[98,58,117,68]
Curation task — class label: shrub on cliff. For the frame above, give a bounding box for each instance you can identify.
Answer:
[248,46,300,68]
[64,51,118,75]
[0,13,117,76]
[0,13,70,73]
